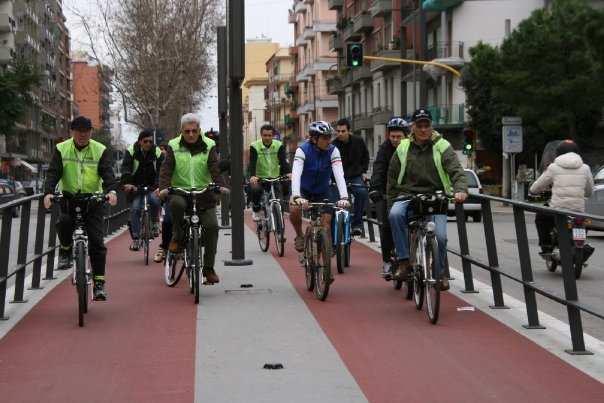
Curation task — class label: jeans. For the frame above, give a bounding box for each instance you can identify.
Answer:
[130,192,160,238]
[388,200,448,276]
[376,199,394,263]
[348,176,368,229]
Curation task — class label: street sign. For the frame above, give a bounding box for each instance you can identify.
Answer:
[502,116,523,153]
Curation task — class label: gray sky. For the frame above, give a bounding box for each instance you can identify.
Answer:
[64,0,294,141]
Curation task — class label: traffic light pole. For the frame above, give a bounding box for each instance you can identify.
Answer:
[217,25,230,227]
[225,0,252,266]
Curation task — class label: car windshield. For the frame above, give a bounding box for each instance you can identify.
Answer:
[465,171,479,187]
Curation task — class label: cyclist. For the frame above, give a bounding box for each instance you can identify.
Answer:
[290,121,350,261]
[158,113,228,284]
[369,117,410,279]
[43,116,118,301]
[121,129,163,251]
[248,124,291,221]
[331,118,369,236]
[387,109,468,290]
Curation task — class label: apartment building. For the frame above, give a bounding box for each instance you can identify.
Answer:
[0,0,72,171]
[71,52,112,134]
[242,38,279,151]
[289,0,339,141]
[265,48,297,155]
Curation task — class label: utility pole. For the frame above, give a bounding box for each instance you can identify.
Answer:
[217,25,230,227]
[225,0,252,266]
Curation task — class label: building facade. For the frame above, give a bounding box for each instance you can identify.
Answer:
[265,48,297,156]
[71,52,112,134]
[0,0,72,175]
[289,0,339,142]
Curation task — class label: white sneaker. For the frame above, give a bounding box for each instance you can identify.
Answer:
[252,212,261,222]
[382,262,392,279]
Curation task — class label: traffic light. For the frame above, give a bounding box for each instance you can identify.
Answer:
[463,129,475,155]
[347,43,363,68]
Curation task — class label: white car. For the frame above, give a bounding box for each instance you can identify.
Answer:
[586,166,604,231]
[448,169,482,222]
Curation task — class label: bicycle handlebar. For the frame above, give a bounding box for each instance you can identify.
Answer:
[259,176,290,183]
[393,192,454,204]
[50,192,108,205]
[169,183,221,197]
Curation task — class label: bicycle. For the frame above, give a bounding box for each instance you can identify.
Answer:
[164,184,221,304]
[333,203,351,274]
[394,192,450,324]
[255,176,289,257]
[133,186,155,266]
[300,201,334,301]
[52,192,108,327]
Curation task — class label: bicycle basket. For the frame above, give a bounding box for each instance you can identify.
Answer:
[411,195,448,216]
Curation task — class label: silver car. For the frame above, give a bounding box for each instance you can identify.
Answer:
[448,169,482,222]
[586,167,604,231]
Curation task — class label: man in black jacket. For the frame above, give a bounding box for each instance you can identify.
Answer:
[121,129,164,251]
[369,117,409,279]
[332,118,369,236]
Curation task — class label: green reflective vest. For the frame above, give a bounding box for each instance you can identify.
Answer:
[56,138,105,194]
[127,144,162,174]
[169,135,215,190]
[251,139,282,179]
[396,138,453,193]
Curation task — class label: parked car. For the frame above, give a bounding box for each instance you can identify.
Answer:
[586,169,604,231]
[593,166,604,186]
[448,169,483,222]
[0,182,21,217]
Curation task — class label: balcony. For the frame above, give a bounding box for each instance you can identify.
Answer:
[303,0,314,4]
[273,73,294,83]
[371,0,393,18]
[288,10,297,24]
[372,108,394,125]
[425,104,465,127]
[370,49,402,72]
[313,21,337,32]
[352,64,372,82]
[352,13,373,35]
[354,114,373,130]
[341,69,354,87]
[296,64,312,81]
[328,0,344,10]
[0,14,16,33]
[326,77,343,95]
[426,41,465,63]
[303,26,314,40]
[295,34,307,47]
[329,34,342,51]
[288,46,298,56]
[294,1,307,14]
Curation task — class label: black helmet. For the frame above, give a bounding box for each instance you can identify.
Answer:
[308,121,333,138]
[387,117,410,133]
[412,108,432,123]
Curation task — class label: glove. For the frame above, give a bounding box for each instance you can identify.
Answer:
[159,189,169,201]
[336,199,350,209]
[291,196,308,208]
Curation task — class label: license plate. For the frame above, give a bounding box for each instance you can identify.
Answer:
[572,228,586,241]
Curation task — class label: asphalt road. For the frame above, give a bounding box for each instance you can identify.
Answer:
[446,211,604,340]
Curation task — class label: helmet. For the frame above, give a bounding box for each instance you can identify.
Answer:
[387,117,410,133]
[308,121,333,138]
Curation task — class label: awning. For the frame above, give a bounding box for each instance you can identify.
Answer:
[12,159,39,174]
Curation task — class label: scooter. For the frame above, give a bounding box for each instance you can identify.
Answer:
[540,216,594,279]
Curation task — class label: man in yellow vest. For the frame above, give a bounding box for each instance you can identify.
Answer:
[121,129,163,252]
[248,124,291,221]
[387,109,468,290]
[158,113,227,284]
[43,116,118,301]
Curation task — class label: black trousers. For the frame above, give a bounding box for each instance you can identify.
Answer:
[377,200,394,263]
[57,201,107,278]
[535,212,555,251]
[250,182,288,211]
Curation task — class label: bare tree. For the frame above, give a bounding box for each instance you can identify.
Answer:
[69,0,221,135]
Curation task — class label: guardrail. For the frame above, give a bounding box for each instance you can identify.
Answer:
[362,194,604,355]
[0,193,129,320]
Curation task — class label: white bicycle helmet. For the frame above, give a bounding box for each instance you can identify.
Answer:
[308,121,334,138]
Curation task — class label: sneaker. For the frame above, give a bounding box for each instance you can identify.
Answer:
[351,227,363,237]
[58,249,73,270]
[294,236,305,252]
[203,267,220,284]
[439,277,450,291]
[129,239,140,251]
[93,281,107,301]
[252,211,261,222]
[393,259,411,281]
[382,262,392,280]
[153,248,166,263]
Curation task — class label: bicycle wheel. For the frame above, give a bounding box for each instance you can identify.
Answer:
[272,202,285,257]
[335,218,345,274]
[75,242,87,327]
[192,229,200,304]
[314,229,332,301]
[413,237,424,310]
[425,237,441,324]
[344,242,351,267]
[257,210,270,252]
[164,251,184,286]
[142,211,150,266]
[304,228,315,292]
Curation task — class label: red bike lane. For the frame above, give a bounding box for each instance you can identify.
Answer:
[248,216,604,403]
[0,232,197,403]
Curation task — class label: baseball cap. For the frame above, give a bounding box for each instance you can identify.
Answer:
[412,109,432,123]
